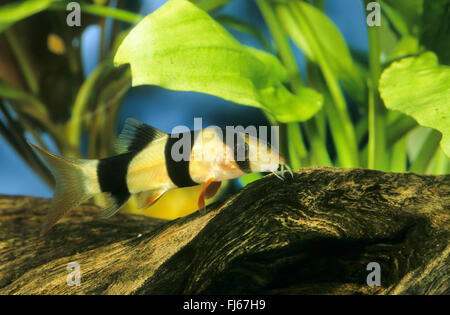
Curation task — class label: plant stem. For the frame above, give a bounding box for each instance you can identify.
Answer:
[81,3,142,23]
[366,0,387,171]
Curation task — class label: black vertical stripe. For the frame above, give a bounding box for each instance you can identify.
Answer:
[165,130,198,187]
[97,152,136,205]
[223,129,251,173]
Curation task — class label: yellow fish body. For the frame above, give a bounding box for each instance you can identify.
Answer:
[30,118,287,234]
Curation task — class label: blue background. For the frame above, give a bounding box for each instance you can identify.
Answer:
[0,0,368,197]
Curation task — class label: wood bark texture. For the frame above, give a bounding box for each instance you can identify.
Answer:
[0,167,448,294]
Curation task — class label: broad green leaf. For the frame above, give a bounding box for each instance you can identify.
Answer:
[379,52,450,157]
[276,1,365,102]
[0,0,54,33]
[114,0,322,123]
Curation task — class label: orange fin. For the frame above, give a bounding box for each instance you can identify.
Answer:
[205,181,221,199]
[198,178,221,210]
[136,190,166,209]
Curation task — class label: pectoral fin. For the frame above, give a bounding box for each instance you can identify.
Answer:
[136,190,166,209]
[198,178,221,210]
[205,181,221,199]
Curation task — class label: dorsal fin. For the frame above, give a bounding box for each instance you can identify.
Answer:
[115,118,167,154]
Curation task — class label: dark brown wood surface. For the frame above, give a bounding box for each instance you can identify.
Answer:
[0,167,448,294]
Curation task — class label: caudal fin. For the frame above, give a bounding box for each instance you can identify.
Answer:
[29,143,100,235]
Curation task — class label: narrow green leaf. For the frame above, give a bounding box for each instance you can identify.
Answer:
[279,1,359,167]
[389,137,407,172]
[429,147,449,175]
[278,1,365,102]
[66,58,114,155]
[386,115,417,147]
[0,0,54,33]
[114,0,323,123]
[382,0,423,35]
[0,80,47,116]
[380,0,410,36]
[386,35,419,62]
[420,0,450,65]
[190,0,232,12]
[0,80,67,149]
[409,129,442,173]
[215,15,271,51]
[379,52,450,157]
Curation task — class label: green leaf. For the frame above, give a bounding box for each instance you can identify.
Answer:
[215,15,271,51]
[0,0,54,33]
[386,35,419,62]
[190,0,232,12]
[382,0,423,35]
[379,52,450,157]
[0,80,65,144]
[0,80,47,116]
[114,0,322,123]
[420,0,450,65]
[277,1,365,102]
[380,0,410,36]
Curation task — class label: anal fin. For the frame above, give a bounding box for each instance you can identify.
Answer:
[98,192,129,218]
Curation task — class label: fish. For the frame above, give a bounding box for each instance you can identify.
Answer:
[29,118,291,235]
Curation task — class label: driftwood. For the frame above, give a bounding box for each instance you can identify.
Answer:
[0,167,448,295]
